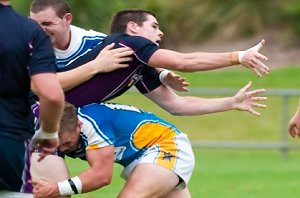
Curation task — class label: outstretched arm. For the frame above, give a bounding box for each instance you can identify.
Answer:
[31,146,114,197]
[148,40,269,76]
[288,98,300,138]
[59,43,133,91]
[145,81,267,116]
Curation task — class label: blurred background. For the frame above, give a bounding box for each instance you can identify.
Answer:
[11,0,300,67]
[10,1,300,197]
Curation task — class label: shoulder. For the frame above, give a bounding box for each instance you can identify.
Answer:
[70,25,107,38]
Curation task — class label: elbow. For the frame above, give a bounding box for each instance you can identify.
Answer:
[164,106,184,116]
[99,176,112,187]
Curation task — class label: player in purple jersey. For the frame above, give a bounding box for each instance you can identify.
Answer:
[51,9,269,117]
[0,0,64,196]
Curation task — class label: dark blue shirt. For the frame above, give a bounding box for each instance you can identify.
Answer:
[63,33,162,107]
[0,4,56,140]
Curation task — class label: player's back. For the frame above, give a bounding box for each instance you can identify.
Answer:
[0,4,55,140]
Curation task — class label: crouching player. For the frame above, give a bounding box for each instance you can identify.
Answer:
[31,102,195,198]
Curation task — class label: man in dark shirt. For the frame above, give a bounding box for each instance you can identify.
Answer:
[0,0,64,196]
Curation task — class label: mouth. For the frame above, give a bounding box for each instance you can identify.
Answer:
[155,39,161,46]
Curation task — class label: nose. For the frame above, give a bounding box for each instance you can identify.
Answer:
[158,30,164,38]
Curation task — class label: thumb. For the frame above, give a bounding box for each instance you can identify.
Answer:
[249,39,265,52]
[103,42,115,50]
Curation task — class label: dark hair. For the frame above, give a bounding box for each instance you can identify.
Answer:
[110,9,156,33]
[30,0,70,19]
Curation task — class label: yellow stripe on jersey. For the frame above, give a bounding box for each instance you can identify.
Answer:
[86,144,101,150]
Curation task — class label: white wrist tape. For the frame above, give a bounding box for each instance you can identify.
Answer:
[36,128,58,139]
[238,41,263,63]
[58,176,82,196]
[159,69,170,84]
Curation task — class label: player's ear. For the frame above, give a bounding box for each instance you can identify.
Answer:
[127,21,139,34]
[63,13,72,25]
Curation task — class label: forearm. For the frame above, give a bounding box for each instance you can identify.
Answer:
[77,168,111,193]
[39,93,64,132]
[58,61,98,91]
[149,49,238,72]
[158,96,236,116]
[31,74,64,132]
[180,51,238,71]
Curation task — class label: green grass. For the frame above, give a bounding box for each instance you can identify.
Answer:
[66,66,300,198]
[67,149,300,198]
[180,66,300,88]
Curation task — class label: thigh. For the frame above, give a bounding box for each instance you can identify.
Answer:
[30,153,69,181]
[165,187,192,198]
[0,136,26,192]
[119,163,179,198]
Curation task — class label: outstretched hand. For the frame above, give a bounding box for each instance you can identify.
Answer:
[92,43,134,73]
[239,40,269,77]
[160,70,190,92]
[233,81,267,116]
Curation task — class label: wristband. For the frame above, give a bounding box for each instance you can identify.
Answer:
[58,176,82,196]
[159,69,170,83]
[36,128,58,139]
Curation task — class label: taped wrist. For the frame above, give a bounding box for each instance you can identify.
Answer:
[159,69,170,84]
[58,176,82,196]
[36,128,58,139]
[230,51,239,65]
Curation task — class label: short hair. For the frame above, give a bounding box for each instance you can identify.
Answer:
[30,0,71,19]
[59,102,78,136]
[110,9,157,33]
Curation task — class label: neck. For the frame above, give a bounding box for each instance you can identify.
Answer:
[0,1,10,6]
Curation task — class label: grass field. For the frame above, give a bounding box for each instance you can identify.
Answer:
[66,67,300,198]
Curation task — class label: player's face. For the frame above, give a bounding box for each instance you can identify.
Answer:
[58,125,81,153]
[136,15,164,46]
[30,7,71,50]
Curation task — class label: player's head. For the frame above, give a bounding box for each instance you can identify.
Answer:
[110,9,164,46]
[58,102,81,153]
[30,0,72,49]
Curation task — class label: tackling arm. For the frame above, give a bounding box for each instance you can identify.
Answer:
[31,146,115,197]
[58,44,133,91]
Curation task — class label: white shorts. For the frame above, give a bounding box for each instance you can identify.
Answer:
[121,133,195,189]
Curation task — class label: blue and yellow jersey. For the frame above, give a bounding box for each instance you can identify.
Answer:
[63,103,181,167]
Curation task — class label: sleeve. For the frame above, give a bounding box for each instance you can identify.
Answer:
[78,106,115,150]
[135,66,162,94]
[27,23,57,75]
[118,35,159,63]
